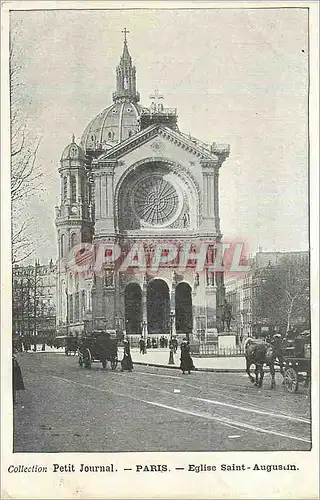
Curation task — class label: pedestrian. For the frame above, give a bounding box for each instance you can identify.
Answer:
[139,336,145,354]
[12,353,25,404]
[180,338,195,375]
[172,337,178,353]
[121,339,133,372]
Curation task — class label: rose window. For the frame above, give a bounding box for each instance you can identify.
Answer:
[133,176,179,225]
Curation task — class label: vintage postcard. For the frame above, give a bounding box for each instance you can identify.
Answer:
[1,1,319,499]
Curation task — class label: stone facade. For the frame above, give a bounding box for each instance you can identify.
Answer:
[55,35,230,340]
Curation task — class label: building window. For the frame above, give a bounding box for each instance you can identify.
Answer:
[128,130,132,137]
[63,176,67,200]
[70,175,76,203]
[81,290,86,317]
[81,177,85,200]
[70,233,77,249]
[81,232,91,243]
[75,285,80,322]
[68,294,73,324]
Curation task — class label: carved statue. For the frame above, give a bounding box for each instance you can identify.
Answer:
[221,299,234,332]
[105,270,114,287]
[194,273,200,288]
[183,210,190,228]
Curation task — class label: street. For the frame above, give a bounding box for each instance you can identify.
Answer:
[13,352,311,453]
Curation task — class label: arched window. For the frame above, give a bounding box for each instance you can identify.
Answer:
[81,177,85,201]
[108,130,114,140]
[60,234,65,258]
[81,290,86,317]
[70,232,77,249]
[63,176,67,200]
[70,175,76,203]
[75,283,80,321]
[68,294,73,323]
[69,273,73,291]
[81,232,90,243]
[128,130,132,137]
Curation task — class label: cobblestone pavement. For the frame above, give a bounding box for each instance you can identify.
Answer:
[13,352,311,453]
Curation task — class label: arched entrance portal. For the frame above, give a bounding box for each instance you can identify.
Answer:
[175,282,193,339]
[147,279,170,335]
[125,283,142,334]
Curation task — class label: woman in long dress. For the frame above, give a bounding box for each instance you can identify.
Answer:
[121,339,133,372]
[180,338,195,375]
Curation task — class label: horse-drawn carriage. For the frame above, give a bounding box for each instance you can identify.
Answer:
[282,331,311,393]
[54,335,78,356]
[78,331,118,370]
[244,331,311,391]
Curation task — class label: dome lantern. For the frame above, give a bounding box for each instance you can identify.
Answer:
[112,28,140,104]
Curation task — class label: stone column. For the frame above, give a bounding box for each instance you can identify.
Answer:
[142,278,148,338]
[60,176,64,203]
[101,174,107,218]
[214,166,220,233]
[200,160,218,232]
[93,171,101,219]
[95,160,116,234]
[170,284,176,336]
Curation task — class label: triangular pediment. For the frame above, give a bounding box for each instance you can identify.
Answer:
[96,124,218,162]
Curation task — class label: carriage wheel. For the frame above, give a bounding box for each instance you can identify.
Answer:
[102,359,107,369]
[284,367,299,393]
[111,358,118,370]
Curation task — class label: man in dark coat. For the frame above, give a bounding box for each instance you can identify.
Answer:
[180,338,195,375]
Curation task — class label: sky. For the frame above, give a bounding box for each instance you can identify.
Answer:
[9,6,309,264]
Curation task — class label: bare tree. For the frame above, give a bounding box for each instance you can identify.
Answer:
[10,25,43,264]
[253,254,310,333]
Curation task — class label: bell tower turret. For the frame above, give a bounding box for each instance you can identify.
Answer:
[55,135,94,261]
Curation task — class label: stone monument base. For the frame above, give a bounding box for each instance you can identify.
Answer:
[218,332,237,350]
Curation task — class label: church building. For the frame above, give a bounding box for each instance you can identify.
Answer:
[55,31,230,341]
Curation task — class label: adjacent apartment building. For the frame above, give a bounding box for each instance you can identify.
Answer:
[12,259,57,342]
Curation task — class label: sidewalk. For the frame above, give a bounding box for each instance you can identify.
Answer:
[30,345,246,372]
[128,348,246,372]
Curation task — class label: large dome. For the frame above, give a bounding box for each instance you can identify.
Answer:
[80,101,146,152]
[80,36,150,153]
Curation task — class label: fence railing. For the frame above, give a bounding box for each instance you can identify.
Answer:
[191,344,244,357]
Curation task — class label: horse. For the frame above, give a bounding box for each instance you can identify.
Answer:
[244,337,277,389]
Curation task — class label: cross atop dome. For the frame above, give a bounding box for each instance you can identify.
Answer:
[150,89,164,103]
[121,28,129,44]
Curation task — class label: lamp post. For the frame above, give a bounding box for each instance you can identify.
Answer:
[168,310,175,365]
[142,320,147,354]
[169,310,175,341]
